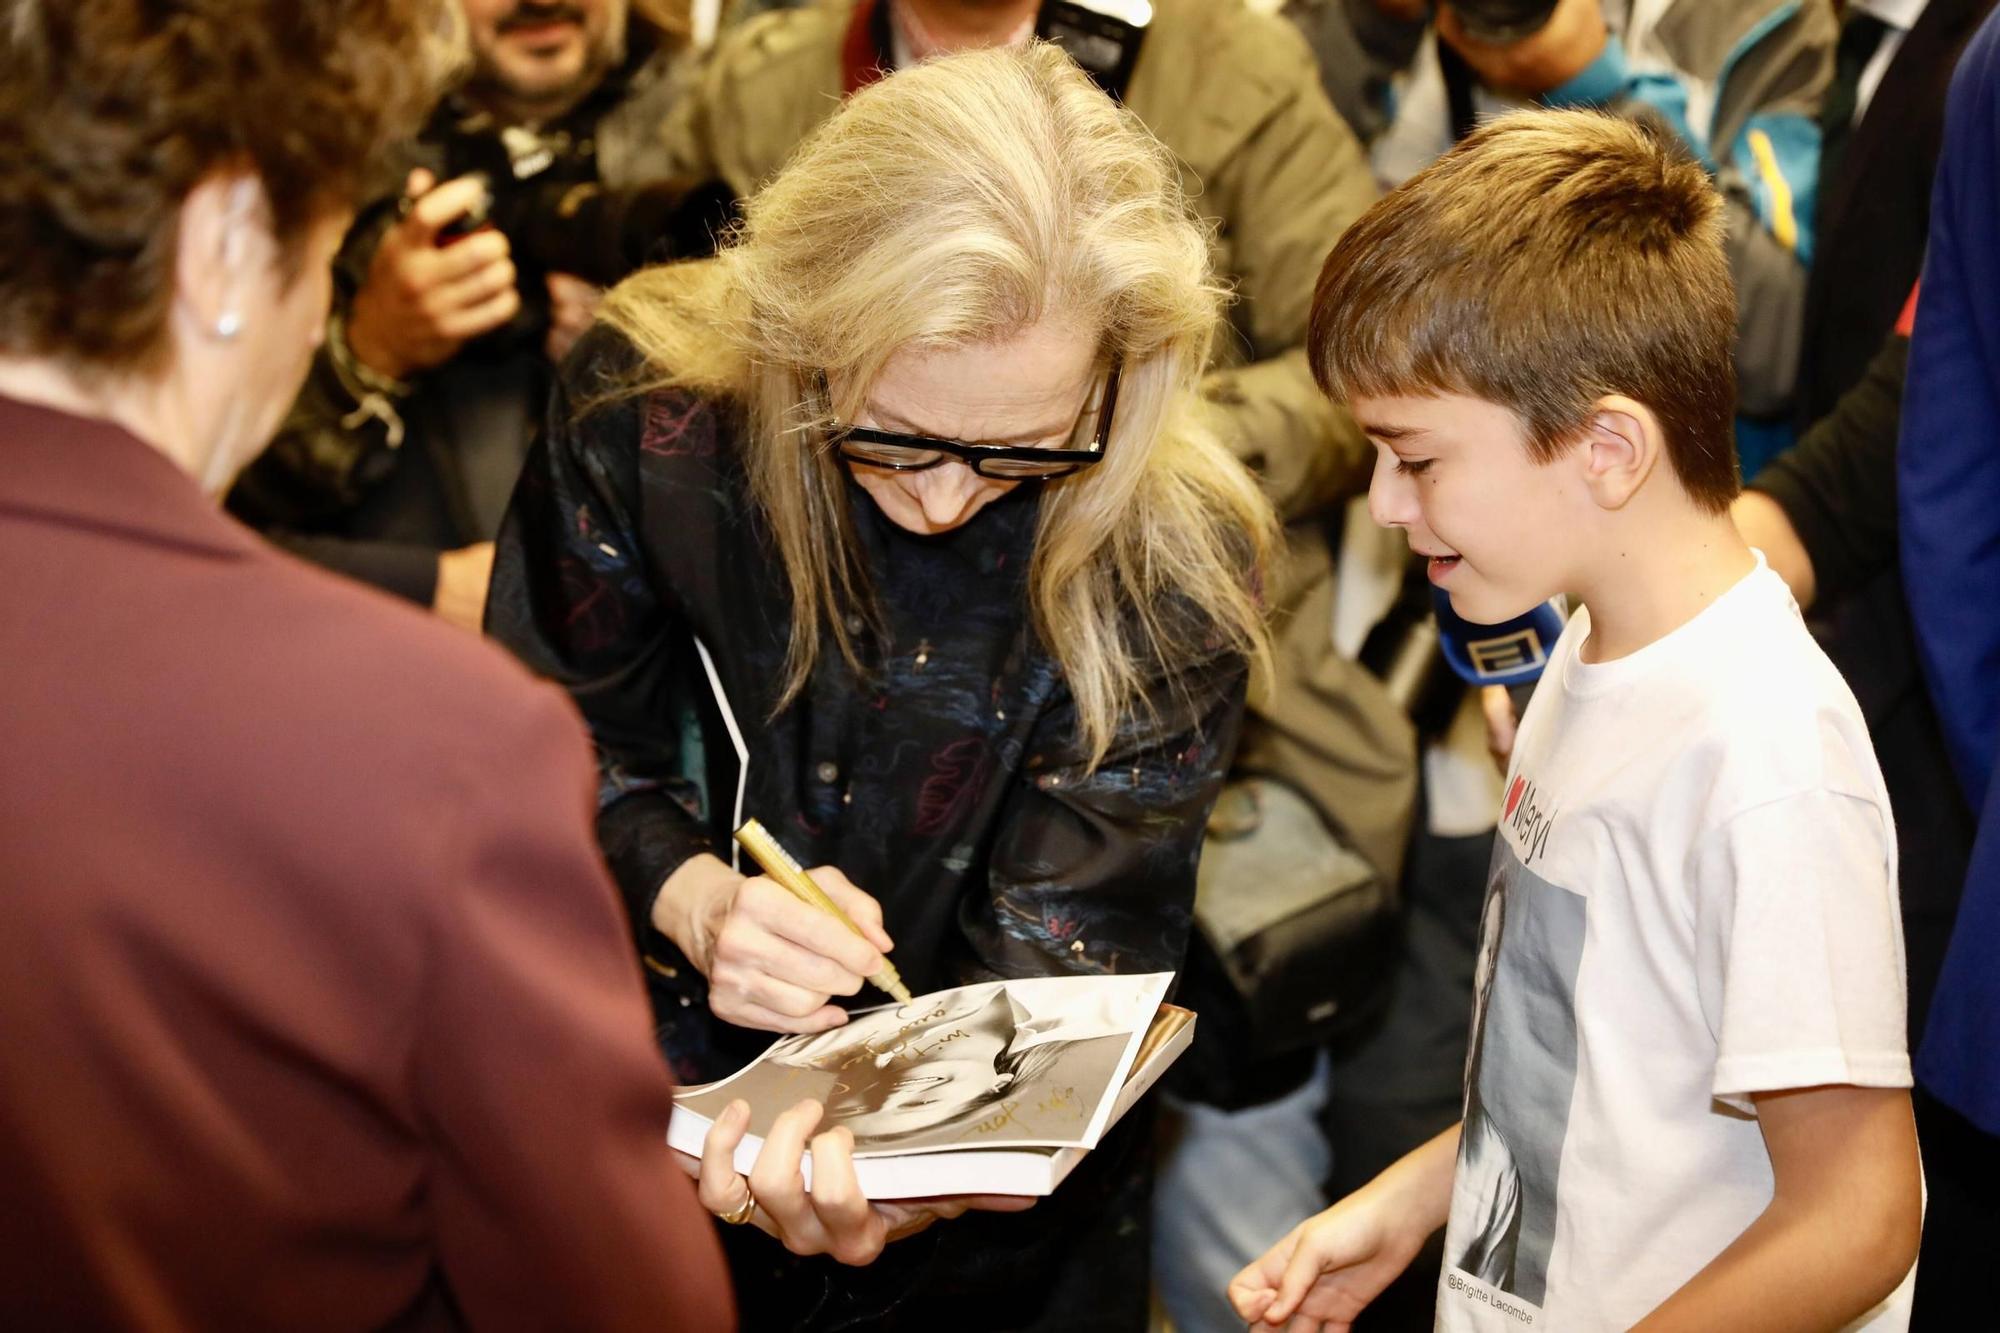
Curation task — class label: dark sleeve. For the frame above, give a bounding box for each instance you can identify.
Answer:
[250,530,438,605]
[1902,12,2000,807]
[1749,334,1908,608]
[415,685,734,1332]
[485,326,718,937]
[967,637,1250,983]
[226,204,441,602]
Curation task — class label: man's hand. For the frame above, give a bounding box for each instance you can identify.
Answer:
[433,541,496,633]
[1438,0,1610,98]
[654,853,897,1033]
[345,169,521,382]
[1230,1125,1458,1331]
[544,272,604,365]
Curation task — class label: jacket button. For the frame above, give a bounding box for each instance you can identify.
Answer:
[816,761,840,784]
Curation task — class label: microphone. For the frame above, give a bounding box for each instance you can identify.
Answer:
[1432,589,1565,687]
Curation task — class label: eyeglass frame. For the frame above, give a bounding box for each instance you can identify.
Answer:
[825,364,1122,480]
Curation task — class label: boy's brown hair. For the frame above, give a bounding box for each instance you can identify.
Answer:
[1309,108,1741,513]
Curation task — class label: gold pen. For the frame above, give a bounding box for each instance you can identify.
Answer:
[732,818,915,1006]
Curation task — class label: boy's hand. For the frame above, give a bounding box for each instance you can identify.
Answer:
[1231,1126,1460,1330]
[1229,1191,1427,1331]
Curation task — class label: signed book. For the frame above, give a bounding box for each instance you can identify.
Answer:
[667,972,1192,1198]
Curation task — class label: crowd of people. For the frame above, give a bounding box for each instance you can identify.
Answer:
[2,1,1996,1330]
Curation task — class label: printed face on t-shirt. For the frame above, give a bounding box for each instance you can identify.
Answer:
[1357,391,1582,624]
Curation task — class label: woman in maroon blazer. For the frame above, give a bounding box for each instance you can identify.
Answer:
[0,4,744,1328]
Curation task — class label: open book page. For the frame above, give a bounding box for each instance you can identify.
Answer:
[675,973,1174,1157]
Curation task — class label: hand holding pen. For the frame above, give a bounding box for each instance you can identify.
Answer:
[649,829,902,1034]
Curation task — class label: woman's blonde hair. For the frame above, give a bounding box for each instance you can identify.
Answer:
[603,42,1274,767]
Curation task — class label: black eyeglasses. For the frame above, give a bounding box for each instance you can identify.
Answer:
[829,366,1121,480]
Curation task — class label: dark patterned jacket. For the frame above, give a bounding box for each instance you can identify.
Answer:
[486,326,1248,1329]
[487,326,1248,1084]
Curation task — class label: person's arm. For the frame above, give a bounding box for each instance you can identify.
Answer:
[1676,782,1918,1326]
[1729,489,1816,609]
[485,327,890,1033]
[1200,15,1378,521]
[1902,22,2000,806]
[1739,333,1912,612]
[1230,1123,1460,1329]
[415,685,735,1331]
[484,327,715,938]
[1632,1085,1921,1331]
[969,623,1250,983]
[226,342,464,610]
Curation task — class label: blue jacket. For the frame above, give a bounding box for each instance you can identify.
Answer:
[1900,4,2000,1137]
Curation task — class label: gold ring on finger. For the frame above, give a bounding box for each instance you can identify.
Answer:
[715,1191,758,1226]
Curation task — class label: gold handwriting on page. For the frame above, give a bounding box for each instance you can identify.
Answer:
[1035,1086,1081,1119]
[972,1099,1023,1135]
[826,1016,970,1072]
[815,1002,955,1073]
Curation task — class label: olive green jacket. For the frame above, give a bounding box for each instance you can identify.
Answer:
[662,0,1417,879]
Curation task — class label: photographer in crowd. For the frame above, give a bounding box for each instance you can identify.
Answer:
[1365,0,1834,474]
[228,0,732,629]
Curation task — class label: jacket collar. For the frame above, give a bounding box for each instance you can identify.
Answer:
[0,395,260,560]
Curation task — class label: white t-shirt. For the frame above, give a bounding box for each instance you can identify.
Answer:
[1435,557,1915,1332]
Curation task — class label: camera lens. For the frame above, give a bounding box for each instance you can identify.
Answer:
[1450,0,1562,43]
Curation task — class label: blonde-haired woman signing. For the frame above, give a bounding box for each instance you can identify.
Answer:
[489,42,1275,1330]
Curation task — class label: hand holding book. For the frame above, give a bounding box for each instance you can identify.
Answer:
[670,974,1193,1198]
[685,1095,1037,1267]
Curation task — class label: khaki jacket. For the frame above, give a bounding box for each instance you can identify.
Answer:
[663,0,1417,878]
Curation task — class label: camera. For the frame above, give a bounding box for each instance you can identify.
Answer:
[1036,0,1152,102]
[1449,0,1563,44]
[427,113,737,356]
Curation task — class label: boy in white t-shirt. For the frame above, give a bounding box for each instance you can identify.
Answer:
[1229,109,1923,1332]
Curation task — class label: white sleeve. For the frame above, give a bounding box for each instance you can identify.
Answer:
[1691,789,1911,1111]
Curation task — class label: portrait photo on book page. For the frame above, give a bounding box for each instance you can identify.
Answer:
[675,972,1174,1156]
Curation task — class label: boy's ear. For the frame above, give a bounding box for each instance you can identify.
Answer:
[1577,395,1664,511]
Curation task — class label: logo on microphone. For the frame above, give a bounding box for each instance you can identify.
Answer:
[1469,628,1549,679]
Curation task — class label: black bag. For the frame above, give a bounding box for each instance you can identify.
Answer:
[1191,775,1397,1062]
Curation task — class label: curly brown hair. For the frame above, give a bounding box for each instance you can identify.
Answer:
[0,0,459,374]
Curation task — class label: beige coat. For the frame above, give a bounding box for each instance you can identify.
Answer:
[663,0,1417,878]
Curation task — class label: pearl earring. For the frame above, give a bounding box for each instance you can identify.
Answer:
[215,311,242,340]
